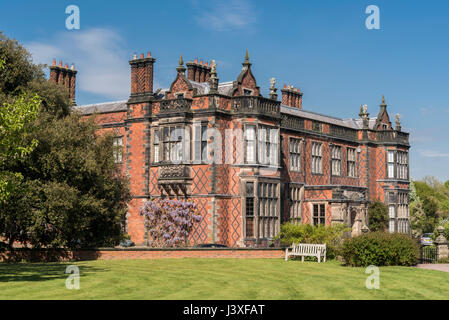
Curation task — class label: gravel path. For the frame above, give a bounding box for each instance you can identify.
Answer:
[416,264,449,273]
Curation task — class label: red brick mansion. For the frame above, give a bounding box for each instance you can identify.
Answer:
[49,50,411,247]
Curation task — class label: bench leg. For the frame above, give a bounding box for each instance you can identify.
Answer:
[301,256,304,262]
[318,255,321,263]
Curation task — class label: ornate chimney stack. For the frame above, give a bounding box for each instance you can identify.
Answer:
[129,51,156,98]
[186,58,211,83]
[49,59,77,105]
[281,85,303,109]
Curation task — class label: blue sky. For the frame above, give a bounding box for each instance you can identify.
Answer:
[1,0,448,181]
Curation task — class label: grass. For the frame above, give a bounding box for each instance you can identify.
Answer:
[0,259,448,300]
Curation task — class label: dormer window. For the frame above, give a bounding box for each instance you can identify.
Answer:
[382,124,388,130]
[243,89,252,96]
[177,93,184,99]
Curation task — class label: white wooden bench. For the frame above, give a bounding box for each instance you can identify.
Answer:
[285,243,327,263]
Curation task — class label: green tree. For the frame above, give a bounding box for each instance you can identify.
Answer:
[410,179,420,203]
[2,114,130,248]
[410,177,449,236]
[0,57,41,202]
[368,201,388,232]
[0,32,130,249]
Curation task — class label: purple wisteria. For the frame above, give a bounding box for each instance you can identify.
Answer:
[139,199,201,247]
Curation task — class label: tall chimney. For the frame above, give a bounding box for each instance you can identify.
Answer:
[129,51,156,96]
[186,59,211,83]
[49,59,77,105]
[281,85,303,109]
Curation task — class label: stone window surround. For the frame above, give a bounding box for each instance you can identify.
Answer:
[311,141,323,175]
[289,183,304,223]
[242,121,280,167]
[310,202,326,226]
[113,135,124,164]
[385,188,410,234]
[241,176,280,241]
[151,117,213,165]
[289,137,302,172]
[385,147,409,181]
[330,143,342,177]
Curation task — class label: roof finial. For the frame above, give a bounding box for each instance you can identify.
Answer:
[382,95,386,105]
[269,77,278,100]
[242,49,251,67]
[395,113,401,131]
[209,60,219,93]
[176,54,186,73]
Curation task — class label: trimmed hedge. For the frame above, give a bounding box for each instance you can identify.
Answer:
[342,232,419,267]
[275,223,350,259]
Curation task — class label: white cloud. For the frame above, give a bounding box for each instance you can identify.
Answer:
[194,0,257,32]
[418,149,449,158]
[26,28,130,100]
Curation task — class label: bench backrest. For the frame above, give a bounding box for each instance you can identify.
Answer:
[291,243,326,254]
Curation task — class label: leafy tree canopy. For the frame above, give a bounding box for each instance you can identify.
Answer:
[0,31,130,249]
[410,176,449,237]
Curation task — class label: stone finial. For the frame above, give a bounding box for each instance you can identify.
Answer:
[435,226,448,244]
[395,113,402,131]
[209,59,219,94]
[380,95,387,111]
[435,225,448,260]
[359,104,368,118]
[242,49,251,68]
[176,54,186,73]
[359,104,369,129]
[269,77,278,100]
[210,59,217,73]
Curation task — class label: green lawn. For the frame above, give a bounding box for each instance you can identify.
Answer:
[0,259,448,300]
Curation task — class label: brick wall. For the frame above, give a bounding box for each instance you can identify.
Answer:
[0,248,285,262]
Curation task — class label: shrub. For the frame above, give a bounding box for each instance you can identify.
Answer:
[341,232,419,267]
[275,223,350,259]
[368,201,388,232]
[140,199,201,248]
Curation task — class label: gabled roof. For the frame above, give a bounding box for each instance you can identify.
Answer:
[281,105,356,129]
[75,100,127,115]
